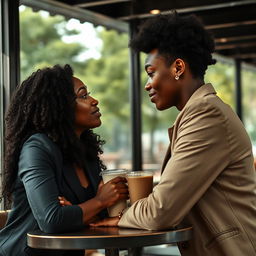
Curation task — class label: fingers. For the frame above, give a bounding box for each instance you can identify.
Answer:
[58,196,72,206]
[109,183,129,199]
[89,220,106,227]
[90,217,119,227]
[98,180,104,189]
[106,179,128,190]
[108,176,127,184]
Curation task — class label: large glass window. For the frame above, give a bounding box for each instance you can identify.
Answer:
[242,64,256,156]
[19,6,131,170]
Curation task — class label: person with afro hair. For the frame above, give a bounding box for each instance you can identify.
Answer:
[91,12,256,256]
[0,64,129,256]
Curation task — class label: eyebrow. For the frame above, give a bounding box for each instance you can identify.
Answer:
[76,85,87,94]
[145,64,152,71]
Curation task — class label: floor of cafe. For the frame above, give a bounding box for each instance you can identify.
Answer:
[93,245,180,256]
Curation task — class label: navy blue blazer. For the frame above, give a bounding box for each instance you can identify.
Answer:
[0,133,106,256]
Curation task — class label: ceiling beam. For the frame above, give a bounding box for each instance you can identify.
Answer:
[20,0,128,32]
[198,5,256,27]
[215,42,256,50]
[217,46,256,55]
[215,35,256,43]
[230,53,256,59]
[209,23,256,38]
[119,0,256,20]
[75,0,131,8]
[206,20,256,30]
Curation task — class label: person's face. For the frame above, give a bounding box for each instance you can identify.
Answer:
[73,77,101,135]
[144,49,181,110]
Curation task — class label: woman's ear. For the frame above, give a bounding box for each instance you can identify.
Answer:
[172,58,185,80]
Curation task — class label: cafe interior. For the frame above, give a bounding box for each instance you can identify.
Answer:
[1,0,256,255]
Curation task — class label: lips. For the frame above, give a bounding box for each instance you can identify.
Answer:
[149,92,157,101]
[91,108,101,116]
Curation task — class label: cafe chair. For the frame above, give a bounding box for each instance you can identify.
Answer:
[0,210,9,229]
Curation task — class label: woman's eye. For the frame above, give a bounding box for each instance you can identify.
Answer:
[147,72,154,78]
[79,92,91,99]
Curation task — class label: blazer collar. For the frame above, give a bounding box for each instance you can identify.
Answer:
[161,126,174,174]
[184,83,216,108]
[173,83,216,127]
[161,84,216,174]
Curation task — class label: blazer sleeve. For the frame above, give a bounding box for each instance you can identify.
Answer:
[18,134,83,233]
[119,101,231,230]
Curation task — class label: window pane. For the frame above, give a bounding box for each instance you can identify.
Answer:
[242,64,256,156]
[20,6,131,170]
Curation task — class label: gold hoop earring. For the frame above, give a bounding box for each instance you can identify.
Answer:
[175,75,179,80]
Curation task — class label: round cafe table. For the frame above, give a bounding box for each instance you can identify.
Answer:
[27,226,192,256]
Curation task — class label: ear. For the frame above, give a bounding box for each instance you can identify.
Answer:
[171,58,185,80]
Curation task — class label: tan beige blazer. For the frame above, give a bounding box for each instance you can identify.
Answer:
[119,84,256,256]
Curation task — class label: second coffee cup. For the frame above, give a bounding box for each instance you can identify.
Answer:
[100,169,128,217]
[127,171,153,205]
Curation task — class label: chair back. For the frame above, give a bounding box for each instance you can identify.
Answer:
[0,210,9,229]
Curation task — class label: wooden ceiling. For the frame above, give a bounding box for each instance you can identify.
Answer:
[22,0,256,65]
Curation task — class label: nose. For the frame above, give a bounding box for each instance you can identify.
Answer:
[145,77,152,91]
[91,96,99,105]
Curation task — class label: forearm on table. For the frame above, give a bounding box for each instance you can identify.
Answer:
[78,197,105,224]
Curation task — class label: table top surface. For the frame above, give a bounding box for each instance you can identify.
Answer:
[27,226,193,250]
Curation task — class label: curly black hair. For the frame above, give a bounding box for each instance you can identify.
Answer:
[2,64,106,203]
[130,11,216,78]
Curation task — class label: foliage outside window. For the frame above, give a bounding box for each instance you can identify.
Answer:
[20,6,131,170]
[19,6,256,174]
[242,65,256,155]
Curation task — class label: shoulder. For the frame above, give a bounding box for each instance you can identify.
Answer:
[173,93,232,145]
[179,94,226,127]
[19,133,62,168]
[22,133,59,154]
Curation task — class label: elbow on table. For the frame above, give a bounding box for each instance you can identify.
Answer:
[143,213,181,231]
[39,220,82,233]
[146,220,178,231]
[39,222,66,233]
[37,207,82,233]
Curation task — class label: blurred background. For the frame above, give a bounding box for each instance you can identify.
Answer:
[18,6,256,181]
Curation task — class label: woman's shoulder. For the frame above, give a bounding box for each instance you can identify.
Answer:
[18,134,63,175]
[22,133,61,157]
[24,133,54,146]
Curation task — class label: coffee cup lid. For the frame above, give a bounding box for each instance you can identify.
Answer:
[126,171,153,177]
[100,169,129,176]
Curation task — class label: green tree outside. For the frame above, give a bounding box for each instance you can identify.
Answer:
[20,7,86,81]
[20,6,256,166]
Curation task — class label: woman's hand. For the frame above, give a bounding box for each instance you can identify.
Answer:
[95,177,129,208]
[90,217,120,227]
[58,196,72,206]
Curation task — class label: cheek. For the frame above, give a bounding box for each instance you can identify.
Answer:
[154,72,171,89]
[75,105,90,123]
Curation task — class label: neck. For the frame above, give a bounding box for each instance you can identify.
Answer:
[177,77,204,110]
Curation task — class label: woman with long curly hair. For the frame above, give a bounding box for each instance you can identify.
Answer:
[0,64,129,256]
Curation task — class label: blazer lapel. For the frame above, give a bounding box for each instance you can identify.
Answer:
[161,126,174,174]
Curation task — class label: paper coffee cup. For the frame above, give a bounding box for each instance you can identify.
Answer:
[127,171,153,204]
[100,169,128,217]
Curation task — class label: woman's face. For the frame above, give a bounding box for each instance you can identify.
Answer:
[73,77,101,135]
[144,49,181,110]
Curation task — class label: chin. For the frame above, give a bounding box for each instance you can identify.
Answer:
[94,120,102,128]
[155,103,167,111]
